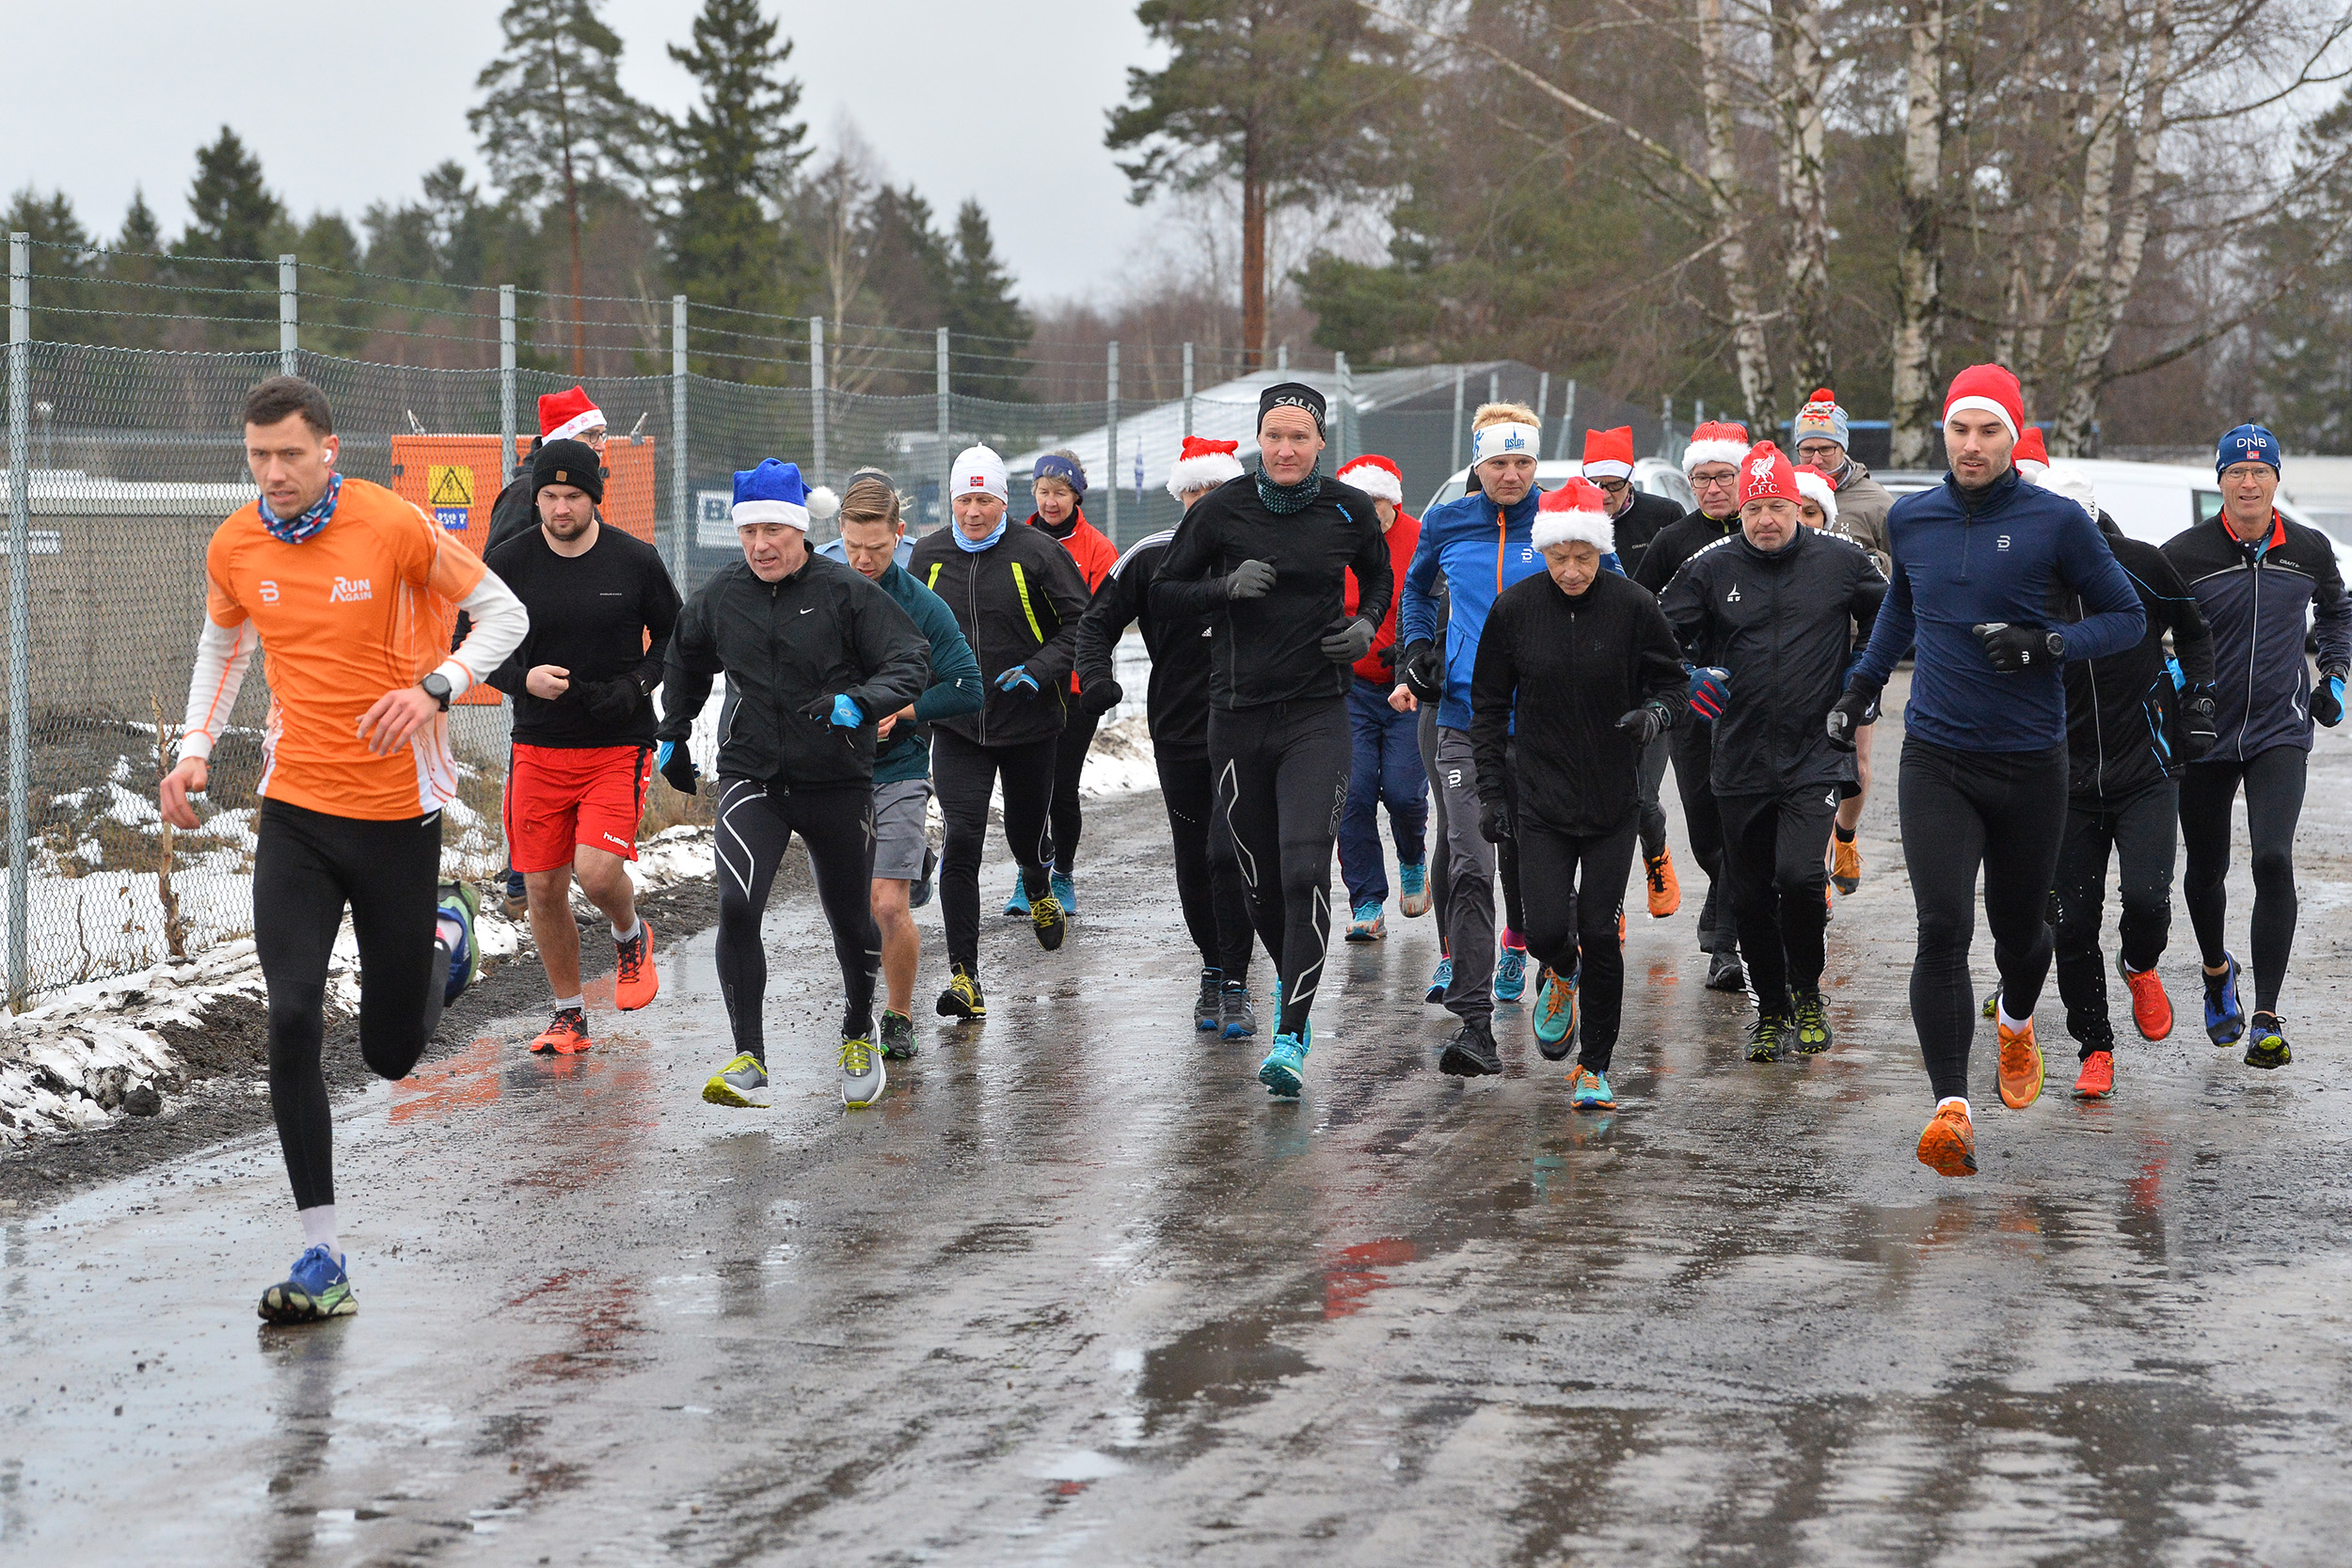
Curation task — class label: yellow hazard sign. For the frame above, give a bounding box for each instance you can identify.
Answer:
[426,465,475,508]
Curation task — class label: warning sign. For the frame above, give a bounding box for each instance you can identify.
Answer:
[426,465,475,507]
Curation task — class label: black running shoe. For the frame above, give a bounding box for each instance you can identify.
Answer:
[936,964,986,1021]
[2245,1011,2293,1070]
[879,1009,919,1060]
[1029,889,1067,952]
[1707,950,1747,992]
[1746,1011,1787,1063]
[1438,1016,1503,1077]
[1221,982,1258,1039]
[1195,970,1223,1033]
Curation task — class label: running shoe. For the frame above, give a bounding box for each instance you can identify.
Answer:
[1345,900,1387,942]
[911,845,937,910]
[2118,955,2172,1041]
[2202,953,2245,1046]
[937,964,987,1022]
[1618,910,1627,945]
[613,919,658,1011]
[1706,950,1747,992]
[1996,1012,2044,1110]
[1533,967,1578,1059]
[529,1006,591,1055]
[1645,847,1680,918]
[1982,989,1999,1020]
[502,867,528,920]
[1494,944,1529,1004]
[1425,957,1453,1005]
[1915,1101,1978,1177]
[1746,1010,1787,1064]
[1566,1066,1615,1110]
[1790,990,1833,1054]
[438,879,481,1004]
[258,1243,356,1325]
[1221,982,1259,1039]
[1029,890,1067,952]
[2074,1048,2115,1099]
[1438,1016,1503,1076]
[1052,871,1079,914]
[703,1052,771,1108]
[1195,970,1224,1033]
[1831,832,1863,895]
[879,1009,919,1060]
[1399,862,1431,918]
[1258,1033,1309,1098]
[839,1032,886,1108]
[2244,1012,2293,1070]
[1003,879,1030,917]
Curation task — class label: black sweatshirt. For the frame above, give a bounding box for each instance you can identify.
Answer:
[1612,489,1686,579]
[485,522,682,748]
[1150,472,1393,710]
[1470,569,1689,837]
[1075,529,1215,761]
[1632,508,1740,595]
[2058,514,2217,801]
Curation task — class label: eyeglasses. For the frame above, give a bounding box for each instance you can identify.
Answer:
[1593,477,1630,495]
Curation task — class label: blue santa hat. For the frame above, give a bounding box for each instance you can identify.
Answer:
[2217,423,2281,478]
[731,458,816,530]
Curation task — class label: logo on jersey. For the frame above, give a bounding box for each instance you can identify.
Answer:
[1725,584,1741,602]
[1997,535,2011,550]
[1748,455,1774,480]
[258,579,280,604]
[1519,546,1536,564]
[328,576,374,604]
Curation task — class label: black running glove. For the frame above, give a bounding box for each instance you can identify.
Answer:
[1224,559,1277,601]
[2181,684,2218,761]
[1825,684,1878,752]
[657,738,698,796]
[1614,703,1669,748]
[1079,676,1124,720]
[1477,792,1515,844]
[1320,617,1376,666]
[1398,639,1445,703]
[2315,667,2348,728]
[1974,621,2065,673]
[577,676,642,724]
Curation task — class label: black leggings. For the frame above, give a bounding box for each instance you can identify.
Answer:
[1043,703,1102,876]
[1717,785,1838,1006]
[1517,819,1640,1071]
[933,728,1057,972]
[254,799,445,1212]
[713,777,878,1060]
[2180,746,2307,1015]
[1157,752,1256,977]
[1211,698,1351,1038]
[2052,780,2177,1053]
[1671,721,1738,953]
[1899,738,2069,1101]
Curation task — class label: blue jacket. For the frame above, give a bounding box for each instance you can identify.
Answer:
[872,561,983,784]
[1851,467,2143,752]
[2160,509,2352,762]
[1401,487,1621,730]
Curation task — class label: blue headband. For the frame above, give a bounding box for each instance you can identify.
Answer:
[2217,423,2280,478]
[1033,454,1087,498]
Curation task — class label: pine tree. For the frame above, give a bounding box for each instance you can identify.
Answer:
[946,200,1032,402]
[863,185,953,335]
[4,188,106,345]
[104,191,167,348]
[174,128,283,263]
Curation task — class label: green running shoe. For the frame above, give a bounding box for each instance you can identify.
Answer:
[258,1243,356,1325]
[1258,1034,1308,1098]
[879,1010,919,1060]
[839,1033,886,1108]
[2244,1011,2292,1070]
[1746,1011,1788,1064]
[1790,990,1833,1054]
[704,1052,771,1108]
[1533,966,1578,1059]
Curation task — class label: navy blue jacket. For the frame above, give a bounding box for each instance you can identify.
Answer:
[1850,467,2142,752]
[2161,508,2352,762]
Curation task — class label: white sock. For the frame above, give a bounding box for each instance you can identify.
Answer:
[1995,1002,2029,1033]
[298,1204,338,1260]
[1936,1095,1970,1118]
[553,994,583,1014]
[612,916,640,944]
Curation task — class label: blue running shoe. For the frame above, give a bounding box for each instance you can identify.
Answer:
[1567,1066,1615,1110]
[1534,966,1579,1059]
[1345,900,1386,942]
[1399,861,1431,918]
[258,1243,356,1324]
[1426,957,1452,1005]
[1259,1033,1308,1098]
[1052,871,1079,914]
[2203,952,2245,1046]
[1003,878,1031,917]
[1495,943,1528,1004]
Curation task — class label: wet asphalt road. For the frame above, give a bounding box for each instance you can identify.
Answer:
[9,685,2352,1566]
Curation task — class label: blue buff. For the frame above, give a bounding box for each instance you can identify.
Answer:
[953,515,1009,552]
[994,666,1040,694]
[831,693,864,728]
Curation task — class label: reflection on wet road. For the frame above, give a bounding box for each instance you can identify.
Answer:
[8,707,2352,1564]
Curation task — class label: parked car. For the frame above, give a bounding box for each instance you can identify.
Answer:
[1422,455,1696,515]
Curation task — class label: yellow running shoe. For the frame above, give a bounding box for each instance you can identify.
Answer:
[703,1052,771,1108]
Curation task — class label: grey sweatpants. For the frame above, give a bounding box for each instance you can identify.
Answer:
[1432,727,1497,1022]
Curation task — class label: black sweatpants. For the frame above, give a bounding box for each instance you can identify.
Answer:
[1899,737,2069,1101]
[2052,779,2178,1053]
[1670,722,1739,954]
[713,777,878,1060]
[253,799,445,1212]
[2180,746,2307,1015]
[1157,752,1256,978]
[1043,702,1103,876]
[933,728,1057,973]
[1518,819,1641,1071]
[1717,785,1839,1007]
[1211,697,1351,1038]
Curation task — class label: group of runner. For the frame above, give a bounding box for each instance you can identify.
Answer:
[165,359,2348,1323]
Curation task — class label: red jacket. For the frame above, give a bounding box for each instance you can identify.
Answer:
[1344,509,1421,685]
[1031,507,1119,692]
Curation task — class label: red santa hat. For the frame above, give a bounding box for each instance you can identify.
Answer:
[1166,435,1245,499]
[1793,463,1839,524]
[1531,477,1614,554]
[1739,442,1802,509]
[2013,424,2050,477]
[1943,363,2024,442]
[1682,419,1752,476]
[1335,453,1404,505]
[1581,424,1636,483]
[536,386,605,443]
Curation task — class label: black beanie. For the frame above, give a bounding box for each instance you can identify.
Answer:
[532,438,605,503]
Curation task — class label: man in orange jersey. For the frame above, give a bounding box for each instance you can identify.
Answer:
[159,376,529,1325]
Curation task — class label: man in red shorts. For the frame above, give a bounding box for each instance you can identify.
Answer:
[485,437,683,1052]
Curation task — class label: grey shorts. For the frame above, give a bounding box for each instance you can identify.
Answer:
[871,778,933,881]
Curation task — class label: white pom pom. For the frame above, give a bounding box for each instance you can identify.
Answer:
[805,485,840,523]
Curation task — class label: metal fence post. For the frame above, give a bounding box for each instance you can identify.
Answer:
[1182,341,1194,439]
[935,325,950,490]
[1660,394,1673,458]
[672,295,689,578]
[1334,351,1352,466]
[1277,343,1288,374]
[809,316,827,485]
[278,255,297,376]
[499,285,517,483]
[1535,371,1550,447]
[7,233,30,1009]
[1451,367,1466,470]
[1488,370,1501,410]
[1559,378,1579,459]
[1105,341,1120,543]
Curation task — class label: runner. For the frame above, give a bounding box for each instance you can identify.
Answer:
[159,374,530,1323]
[482,437,681,1054]
[908,445,1097,1022]
[1831,364,2144,1177]
[1469,478,1687,1101]
[1634,420,1755,987]
[2031,465,2215,1097]
[2160,424,2352,1070]
[1584,424,1683,919]
[1660,443,1885,1063]
[1152,382,1393,1097]
[656,459,930,1111]
[1332,452,1430,942]
[1013,451,1120,919]
[1075,436,1262,1037]
[829,475,984,1064]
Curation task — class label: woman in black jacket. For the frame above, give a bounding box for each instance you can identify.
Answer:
[1470,480,1688,1106]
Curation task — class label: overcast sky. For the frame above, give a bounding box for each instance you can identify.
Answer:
[2,0,1163,306]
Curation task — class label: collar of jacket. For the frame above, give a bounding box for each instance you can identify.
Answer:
[1945,464,2021,517]
[1028,508,1084,542]
[2213,507,2285,558]
[1734,526,1805,562]
[1484,488,1542,531]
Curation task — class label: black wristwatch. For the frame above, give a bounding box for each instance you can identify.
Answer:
[420,672,453,711]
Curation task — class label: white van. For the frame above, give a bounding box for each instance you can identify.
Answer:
[1422,456,1695,516]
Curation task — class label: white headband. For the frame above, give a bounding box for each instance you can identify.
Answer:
[1471,422,1541,468]
[1946,396,2019,441]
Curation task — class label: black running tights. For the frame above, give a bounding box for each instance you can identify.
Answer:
[1517,820,1640,1071]
[714,777,879,1060]
[2180,746,2307,1015]
[1043,702,1102,876]
[1211,698,1351,1038]
[1157,752,1256,977]
[933,728,1057,973]
[1716,786,1838,1007]
[2052,779,2177,1053]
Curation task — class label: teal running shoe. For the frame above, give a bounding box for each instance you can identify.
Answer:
[2204,953,2246,1046]
[1399,861,1430,918]
[258,1243,356,1325]
[1426,957,1452,1005]
[1003,878,1031,917]
[1259,1033,1308,1098]
[1051,871,1079,914]
[1345,900,1386,942]
[1495,943,1528,1004]
[1533,966,1578,1059]
[1566,1065,1615,1110]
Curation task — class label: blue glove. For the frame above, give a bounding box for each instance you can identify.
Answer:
[1688,666,1729,724]
[831,693,864,728]
[994,666,1041,696]
[657,740,675,770]
[2166,655,2185,692]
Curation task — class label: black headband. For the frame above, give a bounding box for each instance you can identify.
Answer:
[1259,381,1327,436]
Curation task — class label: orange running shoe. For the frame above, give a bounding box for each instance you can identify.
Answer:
[530,1006,592,1055]
[1618,910,1628,946]
[614,920,659,1011]
[2074,1049,2115,1099]
[1996,1012,2044,1109]
[1916,1101,1977,1176]
[1645,847,1680,918]
[1831,833,1863,895]
[2117,956,2171,1041]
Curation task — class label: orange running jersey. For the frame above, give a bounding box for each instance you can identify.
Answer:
[198,477,488,820]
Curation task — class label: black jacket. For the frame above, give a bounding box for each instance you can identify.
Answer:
[907,520,1094,748]
[1612,489,1685,580]
[2161,508,2352,762]
[1076,529,1215,762]
[657,552,930,788]
[2058,515,2216,801]
[1660,525,1887,797]
[1632,508,1740,595]
[1470,569,1688,837]
[1151,473,1393,710]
